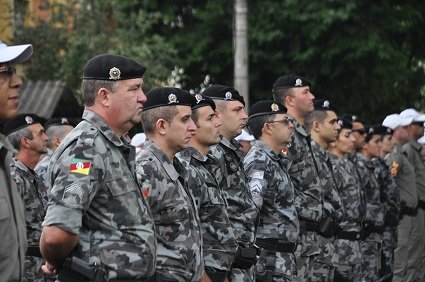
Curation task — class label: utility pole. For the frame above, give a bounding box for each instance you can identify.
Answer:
[234,0,249,107]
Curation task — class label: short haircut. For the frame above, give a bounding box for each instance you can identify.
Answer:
[304,110,329,132]
[141,106,178,134]
[272,88,294,106]
[81,79,118,106]
[247,114,275,139]
[45,125,73,149]
[212,99,227,113]
[6,127,33,150]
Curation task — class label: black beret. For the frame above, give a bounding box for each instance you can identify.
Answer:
[272,74,311,92]
[341,113,361,123]
[314,99,335,112]
[44,117,76,130]
[144,87,196,111]
[370,125,393,136]
[193,93,216,111]
[202,84,245,106]
[4,113,43,136]
[83,54,146,81]
[337,117,353,129]
[365,125,384,143]
[248,100,287,119]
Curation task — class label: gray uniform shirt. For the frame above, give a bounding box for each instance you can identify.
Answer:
[403,139,425,202]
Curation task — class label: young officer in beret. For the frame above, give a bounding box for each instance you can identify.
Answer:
[272,74,322,281]
[304,99,344,281]
[0,40,33,281]
[136,87,203,282]
[203,84,259,282]
[176,94,238,281]
[35,117,75,190]
[244,100,299,281]
[4,113,49,282]
[40,54,157,280]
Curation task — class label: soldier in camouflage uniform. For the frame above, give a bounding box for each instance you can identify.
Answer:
[329,117,364,282]
[272,75,322,281]
[399,109,425,281]
[382,114,419,282]
[40,54,156,280]
[357,125,386,281]
[244,100,299,282]
[0,41,32,282]
[371,125,400,282]
[136,87,204,282]
[35,117,75,190]
[176,93,238,281]
[4,113,49,282]
[304,100,345,281]
[203,84,259,281]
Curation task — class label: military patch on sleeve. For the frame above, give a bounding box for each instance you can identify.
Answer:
[250,170,264,179]
[390,161,399,176]
[62,183,84,207]
[69,158,91,175]
[250,179,263,196]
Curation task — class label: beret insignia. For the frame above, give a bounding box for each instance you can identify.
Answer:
[168,94,178,104]
[109,67,121,80]
[295,78,302,87]
[224,91,233,100]
[195,94,203,104]
[271,103,280,112]
[25,116,33,124]
[338,120,343,126]
[323,100,330,108]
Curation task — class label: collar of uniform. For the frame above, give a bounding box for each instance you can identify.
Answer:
[12,158,36,180]
[219,136,239,151]
[143,139,180,181]
[409,139,422,152]
[82,109,126,147]
[188,147,208,162]
[252,139,281,161]
[288,114,308,137]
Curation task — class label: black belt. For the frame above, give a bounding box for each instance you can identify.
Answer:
[401,205,418,216]
[255,238,297,253]
[299,218,319,233]
[338,231,361,241]
[418,200,425,210]
[26,245,42,257]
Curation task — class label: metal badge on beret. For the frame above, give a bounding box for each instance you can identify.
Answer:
[338,120,343,126]
[168,94,178,104]
[271,103,280,112]
[295,78,303,87]
[109,67,121,80]
[25,116,33,124]
[195,94,204,104]
[322,100,330,108]
[61,117,69,124]
[352,115,358,122]
[368,127,374,134]
[387,128,392,134]
[224,91,233,100]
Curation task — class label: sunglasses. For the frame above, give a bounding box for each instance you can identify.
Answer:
[352,128,366,135]
[268,116,293,125]
[0,65,17,76]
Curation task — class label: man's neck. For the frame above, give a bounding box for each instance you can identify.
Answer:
[149,136,176,161]
[188,140,209,155]
[287,109,304,125]
[310,133,327,149]
[15,150,40,170]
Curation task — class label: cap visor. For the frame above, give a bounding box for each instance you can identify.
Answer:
[0,44,33,64]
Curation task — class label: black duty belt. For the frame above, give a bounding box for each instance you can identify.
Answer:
[401,205,418,216]
[418,200,425,210]
[26,245,42,257]
[338,231,361,241]
[255,238,297,253]
[298,218,319,233]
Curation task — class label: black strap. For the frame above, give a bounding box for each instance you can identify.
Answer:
[418,200,425,210]
[26,245,42,257]
[338,231,361,241]
[255,238,297,253]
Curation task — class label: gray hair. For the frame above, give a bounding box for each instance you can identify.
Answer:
[6,127,33,150]
[141,106,178,134]
[81,79,119,106]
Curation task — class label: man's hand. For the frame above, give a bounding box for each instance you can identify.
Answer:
[41,261,58,277]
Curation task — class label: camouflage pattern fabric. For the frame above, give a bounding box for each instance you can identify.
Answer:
[136,140,203,282]
[256,250,297,282]
[0,134,27,281]
[283,118,322,281]
[244,140,299,279]
[42,110,156,280]
[34,148,52,192]
[330,155,363,281]
[11,158,46,282]
[208,137,259,281]
[177,147,238,272]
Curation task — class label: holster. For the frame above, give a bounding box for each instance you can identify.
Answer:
[231,246,258,269]
[58,257,106,282]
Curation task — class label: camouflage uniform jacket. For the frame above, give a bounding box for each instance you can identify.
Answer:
[34,148,52,190]
[42,110,156,279]
[0,134,26,281]
[136,140,203,281]
[403,139,425,202]
[385,144,418,209]
[356,153,385,239]
[208,137,258,247]
[10,158,46,246]
[329,155,363,232]
[372,157,401,228]
[284,117,323,223]
[244,140,299,242]
[177,147,238,272]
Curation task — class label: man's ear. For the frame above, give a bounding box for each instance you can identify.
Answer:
[97,88,111,107]
[156,119,168,136]
[312,120,321,133]
[285,95,294,108]
[20,136,30,149]
[263,122,273,136]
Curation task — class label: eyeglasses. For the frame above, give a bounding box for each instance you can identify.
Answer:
[268,116,293,125]
[352,128,365,135]
[0,65,16,76]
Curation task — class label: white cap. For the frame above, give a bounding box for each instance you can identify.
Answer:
[418,135,425,145]
[0,41,33,64]
[235,129,255,142]
[400,108,425,122]
[131,133,146,147]
[382,113,412,130]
